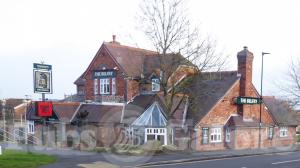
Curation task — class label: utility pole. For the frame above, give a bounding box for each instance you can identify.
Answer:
[259,52,270,148]
[42,93,46,146]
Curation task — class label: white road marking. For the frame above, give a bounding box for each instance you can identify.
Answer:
[272,159,300,165]
[132,155,259,168]
[128,151,298,168]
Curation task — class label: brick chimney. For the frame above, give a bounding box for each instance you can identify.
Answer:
[112,35,116,42]
[237,46,254,120]
[110,35,120,44]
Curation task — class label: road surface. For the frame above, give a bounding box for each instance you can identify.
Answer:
[141,151,300,168]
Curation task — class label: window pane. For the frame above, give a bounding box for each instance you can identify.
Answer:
[152,78,160,91]
[100,78,111,94]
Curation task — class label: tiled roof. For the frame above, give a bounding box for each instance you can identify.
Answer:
[26,102,80,122]
[75,42,195,84]
[227,115,260,127]
[264,97,300,126]
[142,53,195,80]
[104,42,157,78]
[2,99,24,108]
[182,71,240,126]
[71,103,123,125]
[74,74,86,85]
[53,102,80,122]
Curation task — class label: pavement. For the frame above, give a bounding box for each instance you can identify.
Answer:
[1,142,300,168]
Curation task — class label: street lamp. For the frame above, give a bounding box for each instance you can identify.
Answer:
[259,52,270,148]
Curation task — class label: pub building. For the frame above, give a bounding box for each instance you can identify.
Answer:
[24,36,299,150]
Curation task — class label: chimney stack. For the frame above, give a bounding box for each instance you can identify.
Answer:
[237,46,254,96]
[110,35,120,44]
[237,46,254,120]
[112,35,116,43]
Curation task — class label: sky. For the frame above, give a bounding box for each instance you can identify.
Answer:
[0,0,299,100]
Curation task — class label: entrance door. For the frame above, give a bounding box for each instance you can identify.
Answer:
[145,128,167,145]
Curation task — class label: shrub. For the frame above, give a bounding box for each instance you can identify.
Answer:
[141,140,163,154]
[94,147,111,153]
[297,135,300,142]
[111,144,140,154]
[162,144,178,153]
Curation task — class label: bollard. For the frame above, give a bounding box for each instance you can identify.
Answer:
[0,145,2,155]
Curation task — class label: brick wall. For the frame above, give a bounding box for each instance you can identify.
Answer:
[195,78,276,151]
[83,46,126,101]
[273,127,296,147]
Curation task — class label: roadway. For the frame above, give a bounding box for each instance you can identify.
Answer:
[141,150,300,168]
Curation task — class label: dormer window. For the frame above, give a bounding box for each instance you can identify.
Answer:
[152,78,160,92]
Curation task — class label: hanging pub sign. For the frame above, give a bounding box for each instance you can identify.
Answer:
[36,101,53,117]
[33,63,53,94]
[94,70,116,78]
[234,96,262,105]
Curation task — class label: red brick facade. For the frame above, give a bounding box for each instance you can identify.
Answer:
[74,37,198,103]
[82,45,126,101]
[71,41,297,151]
[193,47,296,151]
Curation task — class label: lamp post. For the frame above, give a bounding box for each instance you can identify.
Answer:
[259,52,270,148]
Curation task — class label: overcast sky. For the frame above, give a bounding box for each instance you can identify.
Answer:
[0,0,299,100]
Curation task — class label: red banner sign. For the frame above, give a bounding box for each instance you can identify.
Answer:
[37,101,53,117]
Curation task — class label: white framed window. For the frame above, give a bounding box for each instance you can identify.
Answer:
[210,128,222,143]
[202,127,209,144]
[152,78,160,92]
[280,127,288,137]
[94,79,98,95]
[145,128,167,145]
[27,121,34,134]
[100,78,110,94]
[268,127,274,139]
[225,127,231,142]
[112,78,116,95]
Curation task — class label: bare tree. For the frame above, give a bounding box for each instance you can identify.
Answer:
[279,59,300,107]
[138,0,227,115]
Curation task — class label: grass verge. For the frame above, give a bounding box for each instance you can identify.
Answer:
[0,150,56,168]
